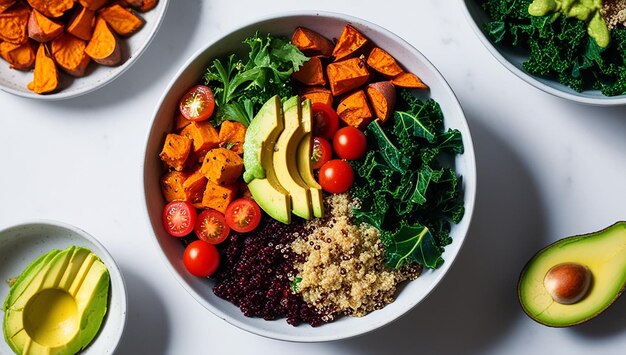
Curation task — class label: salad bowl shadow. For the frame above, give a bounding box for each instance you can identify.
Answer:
[460,0,626,106]
[142,11,477,342]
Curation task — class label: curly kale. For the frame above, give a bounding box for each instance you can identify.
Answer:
[481,0,626,96]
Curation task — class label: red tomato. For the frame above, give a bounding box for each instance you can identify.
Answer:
[183,240,220,277]
[179,85,215,122]
[311,102,339,140]
[318,159,354,194]
[162,201,197,237]
[195,209,230,244]
[311,136,332,170]
[333,126,367,160]
[225,198,262,233]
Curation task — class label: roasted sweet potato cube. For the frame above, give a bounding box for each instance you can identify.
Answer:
[175,112,191,131]
[332,24,368,61]
[291,26,333,57]
[183,169,207,205]
[367,47,404,77]
[28,0,73,18]
[99,4,145,36]
[200,148,243,186]
[67,6,95,41]
[0,0,16,14]
[292,56,326,86]
[0,41,35,70]
[336,90,373,129]
[218,120,246,155]
[159,133,191,171]
[160,171,189,202]
[391,72,428,89]
[366,81,396,122]
[326,57,369,96]
[181,121,220,155]
[79,0,110,11]
[0,4,30,44]
[201,181,238,214]
[300,86,333,107]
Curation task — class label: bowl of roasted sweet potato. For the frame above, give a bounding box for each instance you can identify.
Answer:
[143,11,476,342]
[0,0,168,99]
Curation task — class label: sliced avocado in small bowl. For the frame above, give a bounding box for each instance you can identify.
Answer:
[518,221,626,327]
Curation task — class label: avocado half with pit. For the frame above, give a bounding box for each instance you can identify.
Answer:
[518,222,626,327]
[3,246,110,354]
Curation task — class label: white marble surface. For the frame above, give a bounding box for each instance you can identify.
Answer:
[1,1,626,354]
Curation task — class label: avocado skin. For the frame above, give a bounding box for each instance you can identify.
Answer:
[518,221,626,327]
[3,246,110,355]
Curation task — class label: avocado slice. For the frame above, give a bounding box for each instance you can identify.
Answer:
[518,222,626,327]
[297,99,324,218]
[244,96,292,224]
[273,96,312,220]
[3,246,110,355]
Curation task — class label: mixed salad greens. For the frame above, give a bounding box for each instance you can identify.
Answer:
[482,0,626,95]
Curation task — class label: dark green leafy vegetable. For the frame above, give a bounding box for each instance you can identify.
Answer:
[203,33,309,126]
[481,0,626,96]
[350,90,465,270]
[290,277,302,292]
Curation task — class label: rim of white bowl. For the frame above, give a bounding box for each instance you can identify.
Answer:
[459,0,626,106]
[142,10,477,342]
[0,219,128,353]
[0,0,170,101]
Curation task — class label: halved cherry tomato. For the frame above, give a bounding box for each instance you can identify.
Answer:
[179,85,215,122]
[311,136,332,170]
[333,126,367,160]
[311,102,339,140]
[195,209,230,244]
[318,159,354,194]
[162,201,197,237]
[183,240,220,277]
[225,198,262,233]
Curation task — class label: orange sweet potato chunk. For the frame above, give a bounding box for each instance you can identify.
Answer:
[218,120,246,155]
[300,86,333,107]
[0,4,30,44]
[183,169,208,206]
[27,0,74,18]
[99,4,144,36]
[160,171,189,202]
[159,133,192,171]
[200,148,243,186]
[292,56,326,86]
[85,16,121,66]
[326,57,370,96]
[28,9,64,42]
[0,0,16,14]
[27,43,58,94]
[336,90,373,129]
[367,47,404,77]
[51,33,91,77]
[291,26,333,57]
[201,181,238,214]
[366,81,396,122]
[0,41,35,70]
[332,24,368,61]
[181,121,220,155]
[67,5,95,41]
[391,72,428,89]
[78,0,109,11]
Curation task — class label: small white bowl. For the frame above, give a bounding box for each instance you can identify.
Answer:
[461,0,626,105]
[143,11,477,342]
[0,1,169,100]
[0,220,127,354]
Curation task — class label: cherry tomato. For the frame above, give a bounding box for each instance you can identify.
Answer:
[311,136,332,170]
[333,126,367,160]
[318,159,354,194]
[179,85,215,122]
[311,102,339,140]
[195,209,230,244]
[183,240,220,277]
[225,198,262,233]
[162,201,197,237]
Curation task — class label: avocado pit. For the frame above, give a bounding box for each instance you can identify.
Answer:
[543,262,592,305]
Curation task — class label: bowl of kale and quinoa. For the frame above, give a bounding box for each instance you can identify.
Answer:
[462,0,626,105]
[143,11,476,341]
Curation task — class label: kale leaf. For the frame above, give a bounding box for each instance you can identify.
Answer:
[480,0,626,96]
[204,33,308,126]
[350,90,465,270]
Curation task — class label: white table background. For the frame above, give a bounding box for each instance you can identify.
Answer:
[2,1,626,354]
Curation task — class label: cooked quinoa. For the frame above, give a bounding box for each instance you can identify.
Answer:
[291,194,421,320]
[602,0,626,29]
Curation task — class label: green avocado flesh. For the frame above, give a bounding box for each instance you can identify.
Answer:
[3,246,110,355]
[518,222,626,327]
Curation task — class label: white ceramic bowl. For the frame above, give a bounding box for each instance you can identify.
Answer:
[461,0,626,105]
[0,220,127,354]
[0,1,169,100]
[143,11,477,342]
